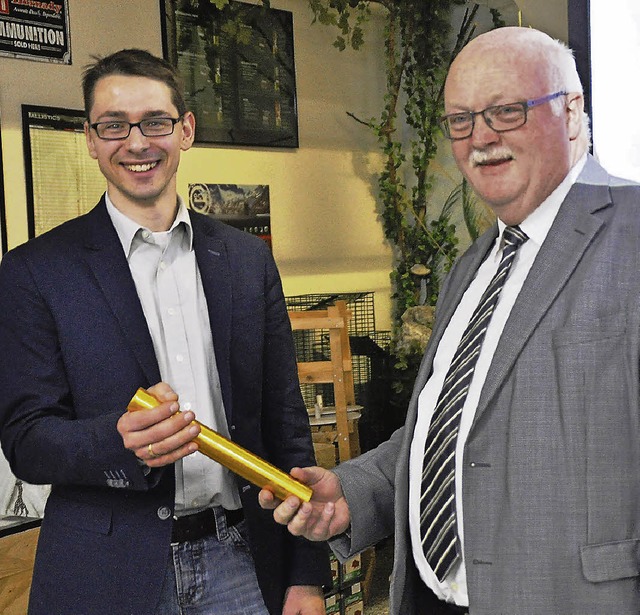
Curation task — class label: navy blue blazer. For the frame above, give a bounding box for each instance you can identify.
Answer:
[0,198,330,614]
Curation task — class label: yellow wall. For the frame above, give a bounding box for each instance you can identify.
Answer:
[0,0,569,332]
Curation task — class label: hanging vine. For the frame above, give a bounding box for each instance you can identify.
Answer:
[307,2,492,322]
[302,0,506,411]
[205,0,503,387]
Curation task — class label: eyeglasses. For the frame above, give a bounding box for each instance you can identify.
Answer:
[439,91,567,140]
[90,116,183,140]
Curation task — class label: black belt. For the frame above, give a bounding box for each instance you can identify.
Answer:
[431,602,468,615]
[415,580,469,615]
[171,507,244,543]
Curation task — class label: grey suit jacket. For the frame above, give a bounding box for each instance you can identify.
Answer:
[333,156,640,615]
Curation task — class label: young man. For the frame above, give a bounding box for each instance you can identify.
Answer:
[262,27,640,615]
[0,49,329,615]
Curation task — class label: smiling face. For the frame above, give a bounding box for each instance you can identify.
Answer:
[85,74,195,226]
[444,30,585,225]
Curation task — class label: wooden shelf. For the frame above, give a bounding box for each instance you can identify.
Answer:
[289,300,359,463]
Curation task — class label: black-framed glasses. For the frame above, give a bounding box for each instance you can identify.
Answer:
[439,91,568,140]
[90,116,183,140]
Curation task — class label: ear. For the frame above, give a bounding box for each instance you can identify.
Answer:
[84,121,99,160]
[180,111,196,151]
[565,92,584,141]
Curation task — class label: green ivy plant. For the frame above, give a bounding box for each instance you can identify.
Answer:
[313,1,503,312]
[303,0,505,411]
[307,2,500,340]
[205,0,502,407]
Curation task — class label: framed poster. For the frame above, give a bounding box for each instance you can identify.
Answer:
[189,183,271,249]
[161,0,299,147]
[0,0,71,64]
[22,105,105,238]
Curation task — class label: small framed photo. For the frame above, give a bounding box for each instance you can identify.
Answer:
[189,182,271,249]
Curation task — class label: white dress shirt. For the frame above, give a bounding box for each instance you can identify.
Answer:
[106,195,241,514]
[408,155,587,605]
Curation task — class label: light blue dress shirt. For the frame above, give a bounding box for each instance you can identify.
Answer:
[106,195,241,514]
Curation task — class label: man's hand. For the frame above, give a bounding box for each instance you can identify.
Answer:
[117,382,200,467]
[282,585,325,615]
[259,466,351,541]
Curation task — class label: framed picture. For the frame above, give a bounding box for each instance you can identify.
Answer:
[160,0,299,147]
[22,105,105,238]
[0,0,71,65]
[189,182,271,249]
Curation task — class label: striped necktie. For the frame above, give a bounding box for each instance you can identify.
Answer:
[419,225,528,581]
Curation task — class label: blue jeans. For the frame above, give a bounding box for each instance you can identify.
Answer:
[155,508,269,615]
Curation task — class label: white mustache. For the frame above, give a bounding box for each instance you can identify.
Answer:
[469,147,515,166]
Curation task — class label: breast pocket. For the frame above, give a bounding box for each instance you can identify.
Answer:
[552,320,628,417]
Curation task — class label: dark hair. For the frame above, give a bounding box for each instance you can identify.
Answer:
[82,49,187,119]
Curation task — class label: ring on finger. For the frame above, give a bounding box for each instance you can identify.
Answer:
[148,443,160,459]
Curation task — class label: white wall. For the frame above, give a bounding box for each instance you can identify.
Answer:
[590,0,640,182]
[0,0,571,328]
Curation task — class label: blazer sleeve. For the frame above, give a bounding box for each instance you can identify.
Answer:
[0,246,151,491]
[331,426,404,559]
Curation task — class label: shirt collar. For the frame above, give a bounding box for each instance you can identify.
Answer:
[497,153,588,247]
[105,193,194,256]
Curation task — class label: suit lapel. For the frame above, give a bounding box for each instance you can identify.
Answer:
[474,160,612,425]
[191,214,233,422]
[81,200,160,385]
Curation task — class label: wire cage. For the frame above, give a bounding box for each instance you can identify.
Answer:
[285,292,395,453]
[285,292,388,405]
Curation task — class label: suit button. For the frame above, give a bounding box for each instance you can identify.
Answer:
[157,506,172,520]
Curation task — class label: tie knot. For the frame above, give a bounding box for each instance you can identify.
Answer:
[502,225,528,249]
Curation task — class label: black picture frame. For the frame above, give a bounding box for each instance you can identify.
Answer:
[160,0,299,148]
[567,0,592,125]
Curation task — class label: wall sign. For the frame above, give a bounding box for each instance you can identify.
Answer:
[189,183,271,249]
[0,0,71,64]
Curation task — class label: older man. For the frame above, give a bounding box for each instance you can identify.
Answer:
[261,26,640,615]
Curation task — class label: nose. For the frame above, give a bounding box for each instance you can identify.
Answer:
[125,124,150,150]
[470,113,500,147]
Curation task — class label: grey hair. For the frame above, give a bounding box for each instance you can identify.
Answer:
[508,28,591,144]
